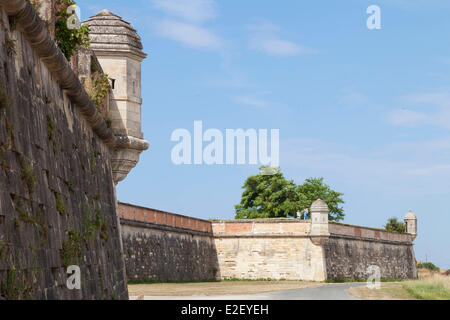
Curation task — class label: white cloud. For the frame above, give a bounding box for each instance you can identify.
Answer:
[155,19,222,50]
[387,93,450,129]
[246,19,315,57]
[250,38,311,56]
[281,137,450,196]
[234,95,268,108]
[151,0,217,23]
[150,0,223,51]
[386,109,430,127]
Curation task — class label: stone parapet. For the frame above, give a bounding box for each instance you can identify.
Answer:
[329,222,413,243]
[0,0,118,148]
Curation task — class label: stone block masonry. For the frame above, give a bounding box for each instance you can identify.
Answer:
[119,200,418,282]
[119,203,219,282]
[212,219,327,281]
[324,223,417,279]
[0,1,151,299]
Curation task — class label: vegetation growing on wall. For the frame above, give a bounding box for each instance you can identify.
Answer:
[61,231,82,268]
[1,268,22,300]
[86,73,112,110]
[81,203,109,245]
[20,157,36,195]
[46,115,57,155]
[55,0,90,60]
[54,192,66,215]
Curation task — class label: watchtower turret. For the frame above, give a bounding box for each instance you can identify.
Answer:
[84,10,149,183]
[404,209,417,241]
[309,199,330,245]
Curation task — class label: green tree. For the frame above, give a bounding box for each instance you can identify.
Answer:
[235,167,345,221]
[295,177,345,221]
[234,167,299,219]
[384,217,406,233]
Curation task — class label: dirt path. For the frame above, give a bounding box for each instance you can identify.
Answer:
[129,282,364,300]
[128,281,322,297]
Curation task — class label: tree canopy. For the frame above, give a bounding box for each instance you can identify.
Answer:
[384,217,406,233]
[234,167,345,221]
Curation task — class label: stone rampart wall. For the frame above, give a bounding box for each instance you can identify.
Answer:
[119,204,418,282]
[0,3,128,300]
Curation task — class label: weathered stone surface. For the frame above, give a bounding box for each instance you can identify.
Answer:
[119,203,418,282]
[0,7,128,299]
[121,220,219,282]
[323,237,418,280]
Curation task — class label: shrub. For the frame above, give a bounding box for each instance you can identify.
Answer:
[417,262,440,272]
[384,217,406,233]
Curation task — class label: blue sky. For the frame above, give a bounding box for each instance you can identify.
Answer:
[78,0,450,269]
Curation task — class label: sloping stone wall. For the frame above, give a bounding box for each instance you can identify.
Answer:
[324,222,418,279]
[0,8,127,299]
[324,237,417,280]
[121,220,219,282]
[118,203,218,282]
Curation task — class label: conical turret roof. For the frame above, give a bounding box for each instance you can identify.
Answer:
[405,210,416,220]
[83,9,147,60]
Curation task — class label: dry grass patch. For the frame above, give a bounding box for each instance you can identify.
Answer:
[349,272,450,300]
[403,274,450,300]
[349,283,416,300]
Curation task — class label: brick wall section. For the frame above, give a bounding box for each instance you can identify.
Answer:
[118,202,212,233]
[212,219,310,236]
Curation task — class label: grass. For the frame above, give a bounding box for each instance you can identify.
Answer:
[349,272,450,300]
[402,274,450,300]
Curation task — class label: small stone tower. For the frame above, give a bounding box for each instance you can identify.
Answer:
[84,10,149,183]
[404,209,418,240]
[309,199,330,245]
